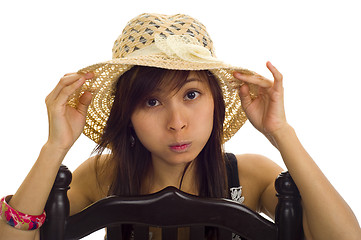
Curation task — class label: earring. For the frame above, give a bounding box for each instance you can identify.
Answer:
[130,134,135,147]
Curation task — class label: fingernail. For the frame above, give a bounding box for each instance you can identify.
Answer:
[233,72,242,78]
[85,72,94,78]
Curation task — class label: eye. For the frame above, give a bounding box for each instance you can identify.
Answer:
[184,91,200,101]
[146,98,160,107]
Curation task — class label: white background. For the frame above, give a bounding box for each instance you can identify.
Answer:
[1,0,360,238]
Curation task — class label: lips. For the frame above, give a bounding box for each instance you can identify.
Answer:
[169,142,192,153]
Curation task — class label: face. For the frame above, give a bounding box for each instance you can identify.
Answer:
[131,71,214,167]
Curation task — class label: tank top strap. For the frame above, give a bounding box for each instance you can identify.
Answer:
[225,152,240,188]
[225,153,244,205]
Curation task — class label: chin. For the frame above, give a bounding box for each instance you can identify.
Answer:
[152,149,200,166]
[169,152,198,164]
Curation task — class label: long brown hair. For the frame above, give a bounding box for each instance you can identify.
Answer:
[94,66,227,198]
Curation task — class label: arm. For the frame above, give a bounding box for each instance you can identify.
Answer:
[0,73,94,240]
[273,125,360,239]
[234,62,361,239]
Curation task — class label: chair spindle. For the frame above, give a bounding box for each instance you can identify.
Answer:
[40,165,72,240]
[275,171,304,240]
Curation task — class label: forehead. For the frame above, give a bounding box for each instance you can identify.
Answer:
[155,70,209,95]
[188,71,206,80]
[184,72,209,88]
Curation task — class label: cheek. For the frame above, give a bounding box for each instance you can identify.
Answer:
[131,111,160,148]
[193,98,214,137]
[206,102,215,131]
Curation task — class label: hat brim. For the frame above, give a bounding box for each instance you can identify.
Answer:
[69,55,260,144]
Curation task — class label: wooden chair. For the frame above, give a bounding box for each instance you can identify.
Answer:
[40,165,303,240]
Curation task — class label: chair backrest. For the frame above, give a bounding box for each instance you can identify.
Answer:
[40,165,303,240]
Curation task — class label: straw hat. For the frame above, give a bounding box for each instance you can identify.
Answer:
[68,13,260,144]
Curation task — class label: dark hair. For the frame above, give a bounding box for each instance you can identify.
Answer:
[94,65,227,198]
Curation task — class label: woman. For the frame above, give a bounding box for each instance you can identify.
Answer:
[0,13,360,240]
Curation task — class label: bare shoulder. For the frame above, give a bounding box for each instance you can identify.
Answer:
[68,154,114,215]
[234,153,283,213]
[235,154,283,179]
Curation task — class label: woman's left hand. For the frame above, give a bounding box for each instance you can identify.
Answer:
[234,61,288,144]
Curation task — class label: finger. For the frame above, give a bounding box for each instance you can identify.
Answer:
[266,61,283,89]
[238,83,253,110]
[53,77,87,107]
[63,72,77,77]
[58,72,93,88]
[233,72,273,88]
[47,72,94,102]
[46,75,82,105]
[76,91,93,116]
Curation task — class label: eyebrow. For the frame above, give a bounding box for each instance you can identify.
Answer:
[184,77,204,84]
[153,77,205,94]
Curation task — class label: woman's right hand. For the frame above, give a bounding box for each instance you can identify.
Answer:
[45,72,94,152]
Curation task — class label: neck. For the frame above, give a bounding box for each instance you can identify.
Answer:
[143,157,198,195]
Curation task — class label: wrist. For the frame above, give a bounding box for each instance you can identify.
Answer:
[43,139,71,153]
[41,142,69,165]
[1,195,46,230]
[265,124,295,150]
[271,124,295,140]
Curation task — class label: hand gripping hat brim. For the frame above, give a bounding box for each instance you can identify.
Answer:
[68,13,261,144]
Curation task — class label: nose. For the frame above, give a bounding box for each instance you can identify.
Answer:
[167,107,187,131]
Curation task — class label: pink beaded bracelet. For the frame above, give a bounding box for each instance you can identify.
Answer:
[0,195,46,230]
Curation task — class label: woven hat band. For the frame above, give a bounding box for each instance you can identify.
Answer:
[126,35,221,64]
